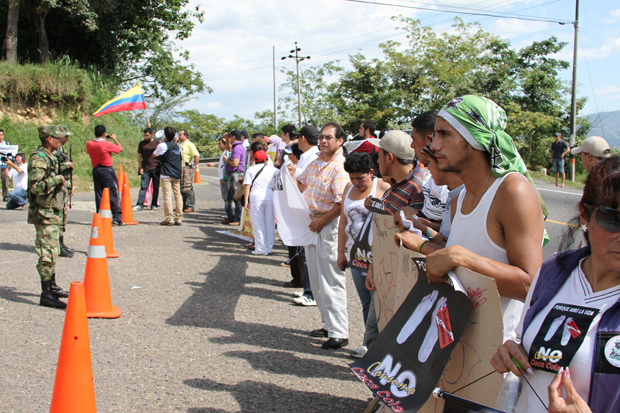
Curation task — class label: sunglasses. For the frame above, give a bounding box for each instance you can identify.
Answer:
[595,206,620,232]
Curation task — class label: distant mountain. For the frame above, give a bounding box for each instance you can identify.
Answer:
[585,110,620,148]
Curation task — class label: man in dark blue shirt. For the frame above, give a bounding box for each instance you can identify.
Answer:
[550,132,569,187]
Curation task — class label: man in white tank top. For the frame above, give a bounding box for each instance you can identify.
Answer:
[424,95,546,342]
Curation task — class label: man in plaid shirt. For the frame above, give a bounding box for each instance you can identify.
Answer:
[289,122,350,349]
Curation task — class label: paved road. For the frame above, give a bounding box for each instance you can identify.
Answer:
[0,170,370,412]
[0,167,583,412]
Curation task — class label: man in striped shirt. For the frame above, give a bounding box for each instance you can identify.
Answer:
[289,122,350,350]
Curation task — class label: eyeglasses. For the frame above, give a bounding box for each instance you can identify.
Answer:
[319,134,336,141]
[595,206,620,232]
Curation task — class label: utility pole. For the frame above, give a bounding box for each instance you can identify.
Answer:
[273,46,278,135]
[569,0,579,182]
[281,42,310,127]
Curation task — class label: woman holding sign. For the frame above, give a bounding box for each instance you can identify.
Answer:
[491,156,620,413]
[337,152,389,358]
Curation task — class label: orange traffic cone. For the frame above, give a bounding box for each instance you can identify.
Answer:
[83,213,121,318]
[194,166,202,184]
[117,164,124,190]
[49,282,97,413]
[100,188,119,258]
[120,172,138,225]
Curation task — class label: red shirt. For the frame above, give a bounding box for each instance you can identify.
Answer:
[86,138,121,168]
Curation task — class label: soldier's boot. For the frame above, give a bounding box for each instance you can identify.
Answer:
[50,273,69,298]
[40,280,67,309]
[59,235,74,258]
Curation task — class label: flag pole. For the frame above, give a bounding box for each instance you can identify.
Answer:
[139,80,151,127]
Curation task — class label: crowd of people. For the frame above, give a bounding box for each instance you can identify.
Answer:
[209,94,618,412]
[2,91,618,412]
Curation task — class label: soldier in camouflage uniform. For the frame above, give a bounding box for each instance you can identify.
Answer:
[55,125,75,258]
[28,125,71,309]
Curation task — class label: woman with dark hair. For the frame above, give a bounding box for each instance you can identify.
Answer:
[337,152,390,358]
[491,156,620,413]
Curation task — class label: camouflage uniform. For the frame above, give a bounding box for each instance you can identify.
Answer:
[55,130,75,257]
[28,125,71,309]
[56,145,71,230]
[28,145,64,281]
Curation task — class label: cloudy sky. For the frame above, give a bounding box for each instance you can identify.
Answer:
[177,0,620,126]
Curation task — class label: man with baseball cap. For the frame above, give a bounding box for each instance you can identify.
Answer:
[364,130,425,352]
[571,136,612,173]
[369,130,425,214]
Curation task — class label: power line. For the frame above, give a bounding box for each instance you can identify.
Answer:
[345,0,572,24]
[200,0,572,81]
[578,33,605,137]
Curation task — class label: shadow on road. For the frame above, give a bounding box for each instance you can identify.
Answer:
[185,378,368,412]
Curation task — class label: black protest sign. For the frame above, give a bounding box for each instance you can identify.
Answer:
[350,258,473,413]
[350,213,373,271]
[528,303,599,373]
[369,196,390,215]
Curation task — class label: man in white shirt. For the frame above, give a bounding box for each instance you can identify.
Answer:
[286,125,320,303]
[295,125,320,176]
[3,153,28,209]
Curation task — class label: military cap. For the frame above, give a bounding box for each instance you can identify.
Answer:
[38,125,73,139]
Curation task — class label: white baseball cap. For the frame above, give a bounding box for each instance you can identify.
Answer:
[571,136,611,158]
[369,130,415,160]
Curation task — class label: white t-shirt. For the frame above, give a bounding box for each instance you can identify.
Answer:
[243,163,277,203]
[514,259,620,412]
[421,174,449,221]
[9,165,27,190]
[218,150,229,180]
[295,146,319,178]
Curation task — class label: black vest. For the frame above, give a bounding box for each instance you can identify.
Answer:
[160,141,182,179]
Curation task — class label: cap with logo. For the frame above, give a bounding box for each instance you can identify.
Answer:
[570,136,611,158]
[369,130,415,160]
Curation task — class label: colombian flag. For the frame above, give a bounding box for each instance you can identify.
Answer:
[93,82,146,117]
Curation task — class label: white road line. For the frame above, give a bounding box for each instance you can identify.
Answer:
[537,187,582,196]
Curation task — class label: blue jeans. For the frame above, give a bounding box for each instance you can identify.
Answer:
[136,169,160,207]
[553,158,565,174]
[6,187,27,209]
[350,267,371,326]
[220,179,229,215]
[365,292,378,349]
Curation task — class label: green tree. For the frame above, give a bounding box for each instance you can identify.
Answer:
[0,0,206,100]
[280,61,343,127]
[330,53,395,132]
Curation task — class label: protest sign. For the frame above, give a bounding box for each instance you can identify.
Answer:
[266,142,278,163]
[351,260,473,413]
[370,213,504,412]
[219,208,254,242]
[272,160,318,247]
[419,266,503,413]
[371,213,405,330]
[349,213,373,271]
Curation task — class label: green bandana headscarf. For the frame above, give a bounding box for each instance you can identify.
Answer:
[438,95,527,177]
[438,95,550,239]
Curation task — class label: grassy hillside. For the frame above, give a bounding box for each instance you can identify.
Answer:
[0,59,150,192]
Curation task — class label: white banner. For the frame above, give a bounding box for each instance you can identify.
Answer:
[273,160,318,247]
